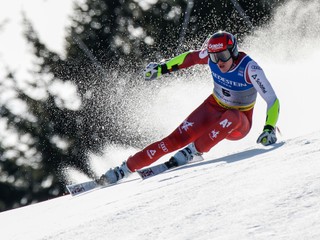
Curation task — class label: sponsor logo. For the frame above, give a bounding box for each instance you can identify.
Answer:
[238,67,244,77]
[179,120,194,133]
[220,119,232,128]
[256,79,267,93]
[199,49,208,59]
[208,43,224,51]
[251,74,267,93]
[147,149,157,159]
[139,169,154,178]
[158,141,168,153]
[251,65,262,70]
[212,72,247,88]
[209,130,220,140]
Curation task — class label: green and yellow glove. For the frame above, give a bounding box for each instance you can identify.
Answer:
[144,62,163,81]
[256,125,277,146]
[144,52,191,81]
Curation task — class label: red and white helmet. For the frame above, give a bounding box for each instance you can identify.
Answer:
[207,31,238,60]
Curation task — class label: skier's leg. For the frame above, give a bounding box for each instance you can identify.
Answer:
[194,109,252,153]
[226,108,253,141]
[102,96,250,184]
[126,95,222,172]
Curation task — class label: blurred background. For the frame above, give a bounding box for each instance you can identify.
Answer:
[0,0,313,211]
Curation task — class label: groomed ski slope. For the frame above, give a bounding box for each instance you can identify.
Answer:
[1,131,320,240]
[2,1,320,239]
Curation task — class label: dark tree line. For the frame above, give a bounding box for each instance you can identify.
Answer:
[0,0,282,211]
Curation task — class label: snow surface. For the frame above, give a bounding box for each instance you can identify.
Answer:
[1,132,320,240]
[1,0,320,239]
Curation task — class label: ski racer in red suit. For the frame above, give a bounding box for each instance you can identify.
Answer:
[102,31,280,184]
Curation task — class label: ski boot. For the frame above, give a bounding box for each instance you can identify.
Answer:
[171,142,204,166]
[99,161,132,184]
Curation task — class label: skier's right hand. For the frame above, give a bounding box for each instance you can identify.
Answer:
[144,62,161,81]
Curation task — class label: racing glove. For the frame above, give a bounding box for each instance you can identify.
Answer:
[256,125,277,146]
[144,52,191,80]
[144,62,170,81]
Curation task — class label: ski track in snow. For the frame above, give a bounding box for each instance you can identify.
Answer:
[1,131,320,240]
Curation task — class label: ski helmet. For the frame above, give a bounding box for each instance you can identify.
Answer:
[207,31,238,63]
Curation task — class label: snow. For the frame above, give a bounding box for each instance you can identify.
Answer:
[1,132,320,240]
[1,0,320,239]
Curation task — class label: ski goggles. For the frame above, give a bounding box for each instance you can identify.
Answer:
[208,49,232,64]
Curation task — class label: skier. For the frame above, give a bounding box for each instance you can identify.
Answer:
[102,31,280,184]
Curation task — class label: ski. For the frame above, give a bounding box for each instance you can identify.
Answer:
[66,179,103,196]
[67,156,204,194]
[137,160,173,180]
[137,156,203,180]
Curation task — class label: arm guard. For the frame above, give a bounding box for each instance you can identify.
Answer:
[265,98,280,128]
[160,51,192,74]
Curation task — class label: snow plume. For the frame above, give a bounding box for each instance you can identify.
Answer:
[71,0,320,179]
[241,0,320,139]
[77,67,212,179]
[242,0,320,61]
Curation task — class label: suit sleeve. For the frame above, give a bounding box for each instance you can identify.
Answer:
[247,61,280,128]
[162,49,209,73]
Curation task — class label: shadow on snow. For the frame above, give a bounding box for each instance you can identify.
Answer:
[175,141,286,172]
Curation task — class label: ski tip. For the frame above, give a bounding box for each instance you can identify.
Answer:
[66,180,99,196]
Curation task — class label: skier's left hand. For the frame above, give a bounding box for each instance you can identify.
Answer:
[257,125,277,146]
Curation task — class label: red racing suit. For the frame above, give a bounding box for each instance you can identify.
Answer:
[127,49,280,172]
